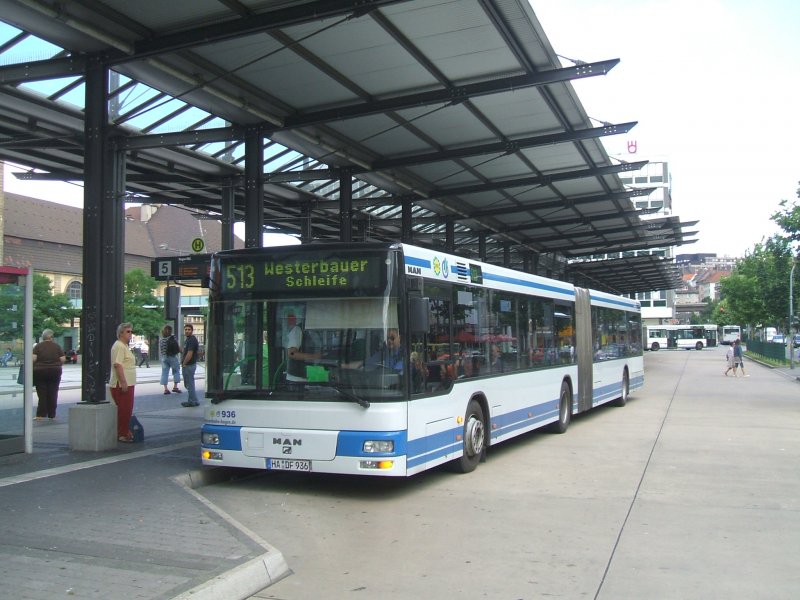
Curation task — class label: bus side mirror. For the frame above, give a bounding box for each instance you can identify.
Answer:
[409,297,429,334]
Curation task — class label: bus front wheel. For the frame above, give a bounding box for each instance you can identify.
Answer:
[452,399,486,473]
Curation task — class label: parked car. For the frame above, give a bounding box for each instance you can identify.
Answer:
[64,349,78,364]
[772,334,786,345]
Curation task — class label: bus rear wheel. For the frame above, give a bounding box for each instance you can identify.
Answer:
[549,381,572,433]
[651,342,660,351]
[695,341,704,350]
[451,399,485,473]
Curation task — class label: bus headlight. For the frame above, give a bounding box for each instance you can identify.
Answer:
[363,440,394,453]
[202,432,220,445]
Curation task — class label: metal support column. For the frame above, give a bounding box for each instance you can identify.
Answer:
[503,245,511,268]
[339,168,353,242]
[401,197,413,242]
[446,217,455,253]
[301,203,313,242]
[243,130,264,248]
[81,57,126,404]
[221,181,235,250]
[531,251,540,275]
[478,233,487,262]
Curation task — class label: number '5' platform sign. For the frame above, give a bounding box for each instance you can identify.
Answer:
[151,254,211,286]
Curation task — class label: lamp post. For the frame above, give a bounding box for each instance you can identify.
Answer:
[791,259,796,370]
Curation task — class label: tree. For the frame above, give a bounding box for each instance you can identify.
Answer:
[123,269,165,340]
[32,274,80,340]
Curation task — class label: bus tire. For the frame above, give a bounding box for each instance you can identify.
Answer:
[451,399,486,473]
[651,342,660,351]
[549,380,572,433]
[695,341,704,350]
[613,369,629,407]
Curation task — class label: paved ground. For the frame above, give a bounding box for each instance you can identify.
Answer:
[0,363,289,600]
[1,348,799,599]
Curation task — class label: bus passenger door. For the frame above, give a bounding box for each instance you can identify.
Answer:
[574,288,593,412]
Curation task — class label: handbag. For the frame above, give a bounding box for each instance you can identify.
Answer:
[130,415,145,443]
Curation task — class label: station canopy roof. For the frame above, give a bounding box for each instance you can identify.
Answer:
[0,0,694,294]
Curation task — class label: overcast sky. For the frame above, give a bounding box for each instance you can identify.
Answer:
[5,1,799,257]
[533,0,800,257]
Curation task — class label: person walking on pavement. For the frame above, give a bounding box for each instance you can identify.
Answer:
[137,339,150,368]
[32,329,66,420]
[159,324,182,394]
[110,322,137,442]
[733,339,749,377]
[181,323,200,407]
[724,344,735,376]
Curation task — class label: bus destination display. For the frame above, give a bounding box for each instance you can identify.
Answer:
[221,253,385,292]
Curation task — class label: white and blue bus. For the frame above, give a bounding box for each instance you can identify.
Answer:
[645,323,718,351]
[201,243,643,476]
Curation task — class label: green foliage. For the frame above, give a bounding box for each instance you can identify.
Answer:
[0,282,25,343]
[721,184,800,331]
[123,269,165,339]
[33,274,80,340]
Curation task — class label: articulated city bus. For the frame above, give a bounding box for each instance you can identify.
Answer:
[645,324,718,351]
[200,243,643,476]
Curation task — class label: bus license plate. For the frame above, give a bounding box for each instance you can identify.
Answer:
[267,458,312,472]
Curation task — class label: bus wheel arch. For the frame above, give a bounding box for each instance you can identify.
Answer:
[450,395,488,474]
[613,368,630,407]
[549,378,572,434]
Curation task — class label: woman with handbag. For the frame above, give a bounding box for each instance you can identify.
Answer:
[110,322,137,443]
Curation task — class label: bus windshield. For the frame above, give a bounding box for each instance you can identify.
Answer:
[206,248,404,403]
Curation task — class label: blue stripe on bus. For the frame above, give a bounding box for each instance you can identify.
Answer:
[405,256,430,268]
[404,252,575,297]
[592,373,644,405]
[589,294,639,310]
[489,399,560,438]
[483,272,575,297]
[404,397,560,469]
[204,378,644,465]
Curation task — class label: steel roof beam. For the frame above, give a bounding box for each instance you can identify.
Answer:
[111,0,413,63]
[397,161,647,201]
[362,122,637,172]
[466,188,656,219]
[262,120,635,181]
[279,59,619,130]
[121,59,620,149]
[0,56,88,85]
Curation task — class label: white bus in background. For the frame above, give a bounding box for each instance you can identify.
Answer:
[645,324,718,351]
[645,326,669,351]
[721,325,742,344]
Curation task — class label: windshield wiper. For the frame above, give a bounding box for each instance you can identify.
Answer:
[328,383,370,408]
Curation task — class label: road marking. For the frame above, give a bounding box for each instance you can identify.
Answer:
[0,440,197,488]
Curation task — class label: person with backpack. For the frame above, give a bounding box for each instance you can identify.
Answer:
[159,324,182,394]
